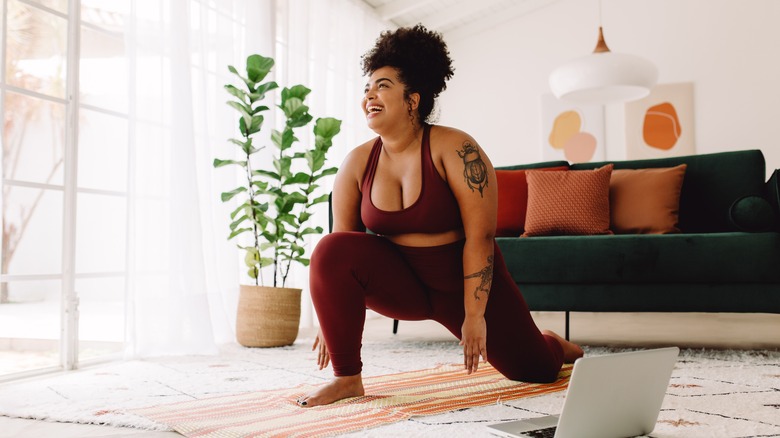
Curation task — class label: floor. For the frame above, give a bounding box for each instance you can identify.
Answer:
[1,311,779,438]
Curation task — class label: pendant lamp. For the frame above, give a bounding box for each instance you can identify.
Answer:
[549,16,658,104]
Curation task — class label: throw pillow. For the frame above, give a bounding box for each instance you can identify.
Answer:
[523,164,614,236]
[495,166,568,236]
[609,164,687,234]
[728,195,777,232]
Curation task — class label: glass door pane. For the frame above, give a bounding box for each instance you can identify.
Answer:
[0,279,61,375]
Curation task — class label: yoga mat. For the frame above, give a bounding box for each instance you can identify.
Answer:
[132,362,573,437]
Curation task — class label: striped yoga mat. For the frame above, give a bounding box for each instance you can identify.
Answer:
[132,362,573,438]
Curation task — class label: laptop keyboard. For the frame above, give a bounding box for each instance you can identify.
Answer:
[523,426,557,438]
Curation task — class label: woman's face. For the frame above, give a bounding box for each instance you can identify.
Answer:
[362,66,417,132]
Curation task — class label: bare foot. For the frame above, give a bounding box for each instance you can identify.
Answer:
[542,330,584,363]
[296,374,365,408]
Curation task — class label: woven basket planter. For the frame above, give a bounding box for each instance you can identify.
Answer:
[236,285,301,347]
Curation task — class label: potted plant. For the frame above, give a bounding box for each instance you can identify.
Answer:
[214,54,341,347]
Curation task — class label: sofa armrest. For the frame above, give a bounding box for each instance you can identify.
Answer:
[764,169,780,229]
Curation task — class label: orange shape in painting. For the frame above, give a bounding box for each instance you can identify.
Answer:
[563,132,597,163]
[643,102,681,150]
[548,110,581,150]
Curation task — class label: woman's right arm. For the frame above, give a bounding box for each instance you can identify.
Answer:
[330,145,369,233]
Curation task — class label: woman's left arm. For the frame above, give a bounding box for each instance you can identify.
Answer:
[438,128,498,375]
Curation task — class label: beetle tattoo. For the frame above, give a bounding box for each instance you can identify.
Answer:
[457,141,488,197]
[464,255,494,300]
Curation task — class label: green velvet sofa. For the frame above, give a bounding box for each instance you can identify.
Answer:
[496,149,780,338]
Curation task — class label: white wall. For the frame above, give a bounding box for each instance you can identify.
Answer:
[437,0,780,177]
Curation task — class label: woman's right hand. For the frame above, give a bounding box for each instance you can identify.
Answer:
[312,329,330,370]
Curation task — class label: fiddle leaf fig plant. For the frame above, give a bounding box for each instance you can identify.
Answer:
[214,54,341,288]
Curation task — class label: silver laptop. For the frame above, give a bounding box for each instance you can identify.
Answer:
[486,347,679,438]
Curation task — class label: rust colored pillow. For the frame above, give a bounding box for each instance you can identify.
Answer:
[523,164,614,236]
[610,165,687,234]
[495,166,568,237]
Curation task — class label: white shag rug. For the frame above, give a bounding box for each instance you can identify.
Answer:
[0,337,779,437]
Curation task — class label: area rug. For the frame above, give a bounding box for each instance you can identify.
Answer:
[131,362,573,437]
[1,337,779,437]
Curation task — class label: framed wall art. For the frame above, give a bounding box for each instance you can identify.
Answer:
[625,82,695,159]
[540,93,605,164]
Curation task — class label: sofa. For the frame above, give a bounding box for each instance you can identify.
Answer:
[495,149,780,339]
[328,149,780,339]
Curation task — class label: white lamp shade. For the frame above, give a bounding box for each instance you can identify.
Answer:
[549,51,659,104]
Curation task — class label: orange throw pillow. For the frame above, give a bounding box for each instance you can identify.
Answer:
[523,164,614,236]
[495,166,568,236]
[610,165,687,234]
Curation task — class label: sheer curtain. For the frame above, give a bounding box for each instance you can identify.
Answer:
[123,0,391,357]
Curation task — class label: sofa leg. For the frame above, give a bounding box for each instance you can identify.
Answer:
[393,319,399,335]
[565,311,570,341]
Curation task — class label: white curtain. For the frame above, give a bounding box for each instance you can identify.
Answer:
[123,0,391,357]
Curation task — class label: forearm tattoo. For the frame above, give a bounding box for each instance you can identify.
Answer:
[464,255,494,300]
[457,141,488,197]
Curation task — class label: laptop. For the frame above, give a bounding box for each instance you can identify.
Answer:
[486,347,679,438]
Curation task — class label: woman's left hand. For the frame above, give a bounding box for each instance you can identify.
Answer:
[460,316,487,374]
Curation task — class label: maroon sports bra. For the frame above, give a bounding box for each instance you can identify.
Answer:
[360,125,463,236]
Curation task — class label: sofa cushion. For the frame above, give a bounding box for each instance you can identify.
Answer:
[495,165,568,237]
[523,165,613,236]
[609,165,687,234]
[498,232,780,284]
[571,150,766,233]
[728,195,777,232]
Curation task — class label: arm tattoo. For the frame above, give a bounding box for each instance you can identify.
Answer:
[457,141,488,197]
[464,255,494,300]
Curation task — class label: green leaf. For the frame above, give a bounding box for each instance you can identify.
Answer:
[284,172,310,185]
[227,100,252,118]
[246,115,264,135]
[224,84,248,103]
[244,249,259,267]
[280,128,296,150]
[310,193,330,205]
[221,187,247,202]
[282,84,311,102]
[277,192,307,214]
[282,97,308,120]
[260,242,275,251]
[213,158,247,168]
[298,211,311,224]
[313,117,342,141]
[251,81,278,102]
[259,257,274,268]
[230,203,247,220]
[229,215,249,231]
[246,54,274,84]
[306,150,326,173]
[252,105,270,115]
[299,226,323,236]
[287,112,313,129]
[239,117,247,137]
[253,169,281,181]
[247,267,258,279]
[313,167,338,181]
[228,227,252,240]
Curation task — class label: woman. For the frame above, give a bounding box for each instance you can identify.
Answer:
[297,24,583,408]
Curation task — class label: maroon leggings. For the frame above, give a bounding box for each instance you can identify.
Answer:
[309,232,564,383]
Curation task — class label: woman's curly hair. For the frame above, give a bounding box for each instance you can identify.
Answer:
[361,24,455,124]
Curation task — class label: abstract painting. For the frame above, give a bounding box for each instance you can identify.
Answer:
[540,93,605,164]
[625,82,695,159]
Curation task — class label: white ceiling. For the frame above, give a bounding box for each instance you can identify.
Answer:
[360,0,561,40]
